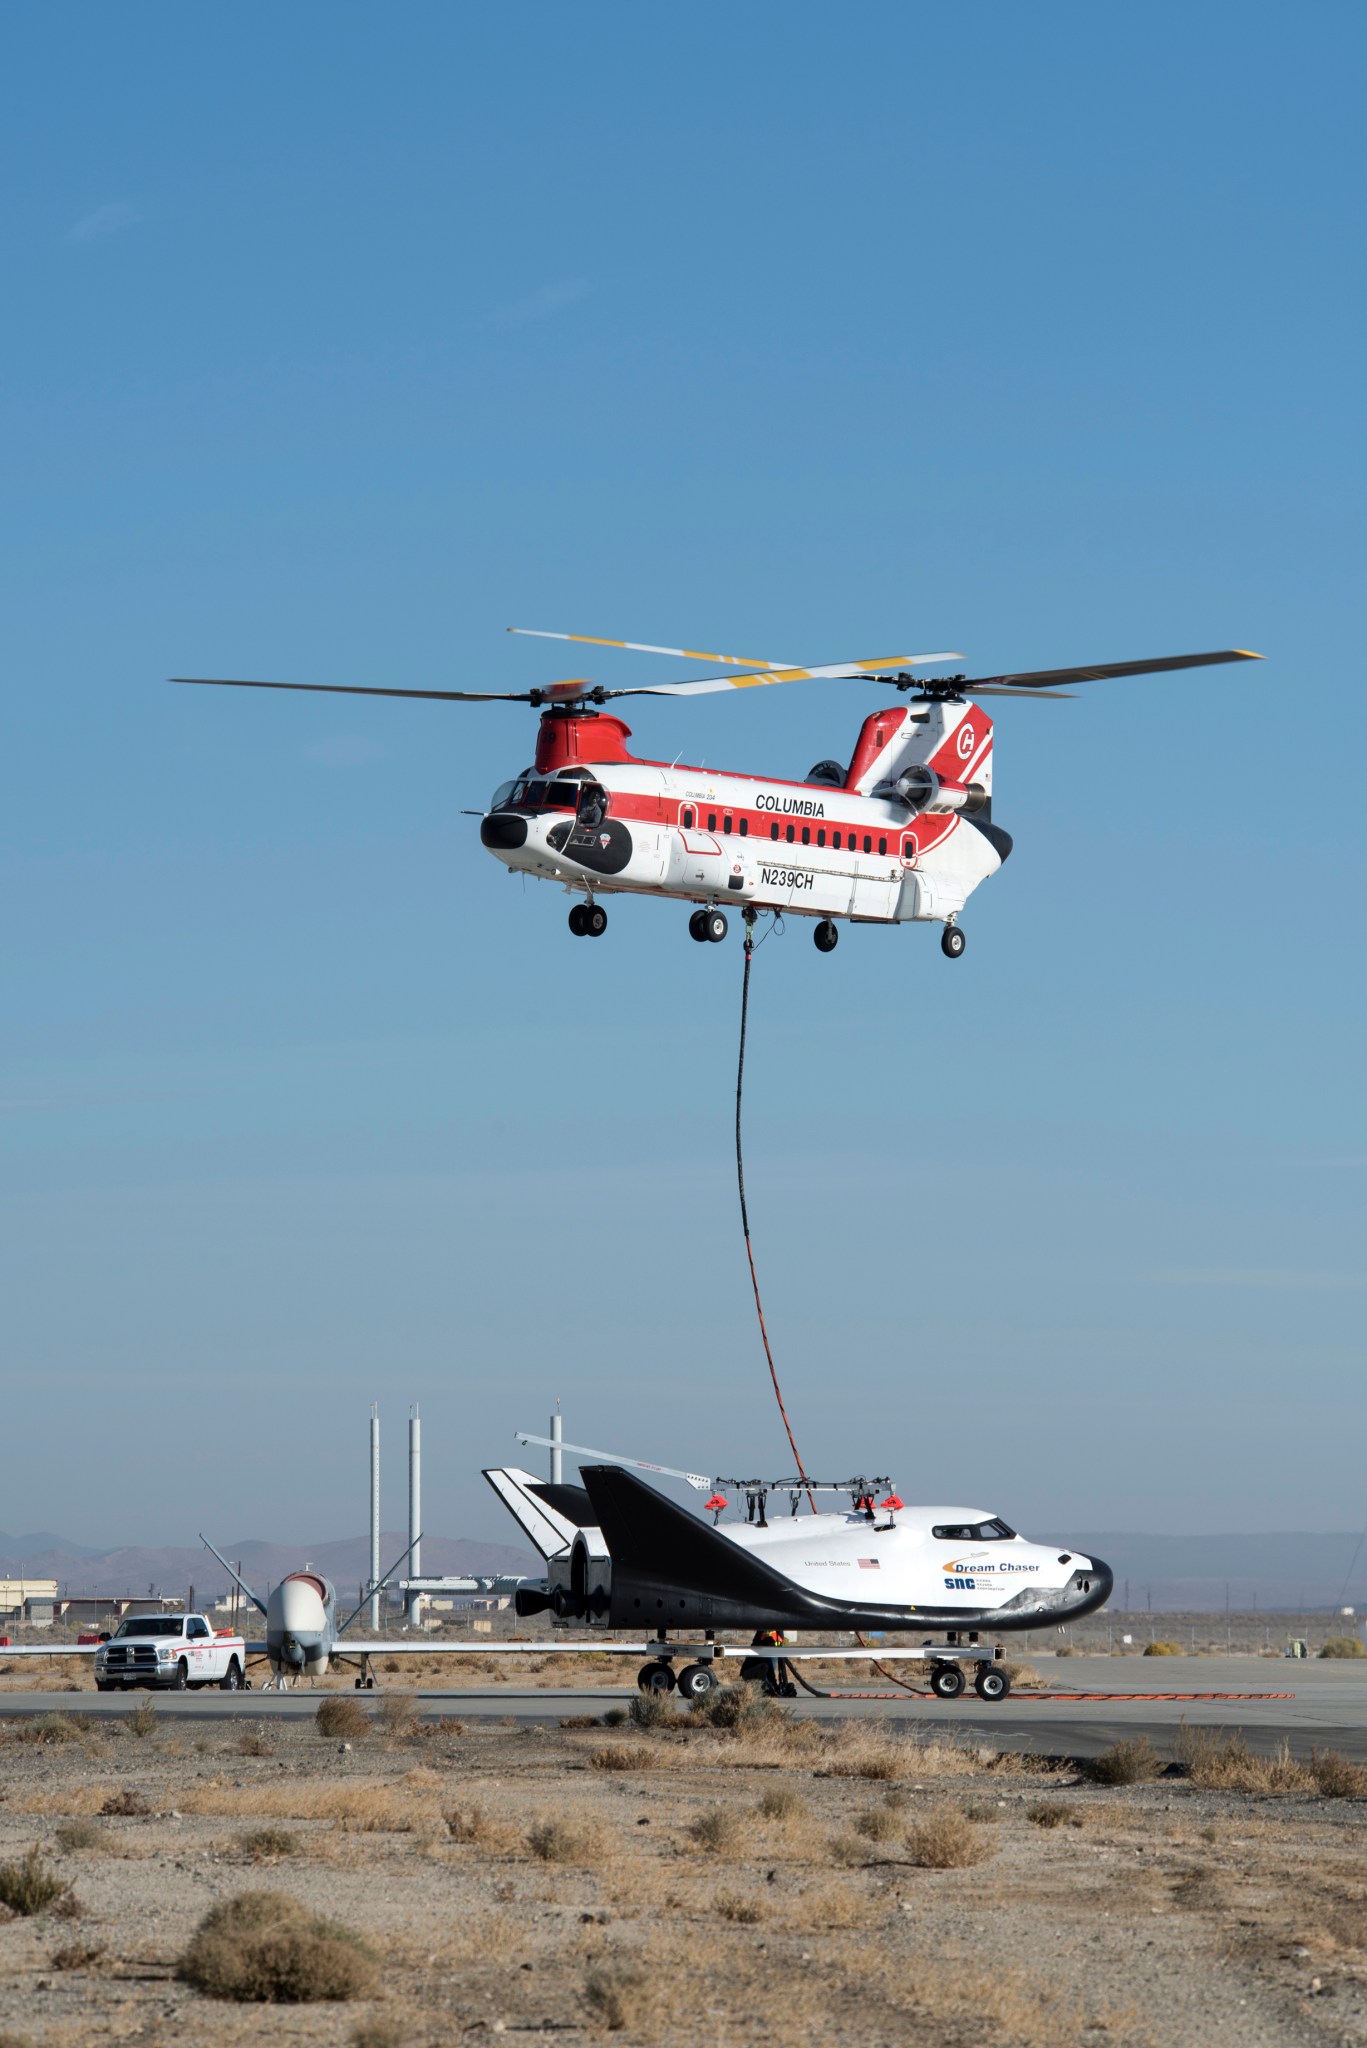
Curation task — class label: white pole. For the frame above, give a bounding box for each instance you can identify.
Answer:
[407,1405,422,1628]
[369,1404,381,1631]
[550,1403,562,1486]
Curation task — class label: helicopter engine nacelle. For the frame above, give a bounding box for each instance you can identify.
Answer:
[889,766,987,815]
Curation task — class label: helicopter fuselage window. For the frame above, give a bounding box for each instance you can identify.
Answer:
[682,806,695,829]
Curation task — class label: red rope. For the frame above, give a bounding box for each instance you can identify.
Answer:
[736,923,815,1511]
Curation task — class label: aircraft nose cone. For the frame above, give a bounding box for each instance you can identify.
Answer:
[1087,1556,1115,1606]
[481,812,528,850]
[275,1576,327,1638]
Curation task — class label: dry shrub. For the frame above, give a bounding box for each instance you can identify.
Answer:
[756,1786,805,1822]
[714,1889,766,1923]
[1080,1737,1161,1786]
[129,1697,158,1738]
[906,1803,995,1869]
[376,1693,416,1736]
[687,1806,744,1854]
[50,1941,105,1971]
[238,1827,301,1860]
[351,2026,404,2048]
[1027,1801,1068,1828]
[1310,1749,1367,1797]
[600,1708,628,1728]
[1320,1637,1366,1659]
[583,1961,670,2038]
[235,1726,275,1758]
[560,1714,601,1731]
[445,1805,499,1844]
[383,1659,401,1673]
[819,1729,914,1780]
[1143,1641,1182,1656]
[179,1780,418,1831]
[316,1697,372,1740]
[1000,1661,1041,1688]
[692,1684,788,1735]
[53,1820,108,1853]
[1174,1726,1310,1793]
[1054,1642,1078,1657]
[590,1743,655,1772]
[100,1787,150,1816]
[853,1806,901,1842]
[962,1796,1004,1823]
[528,1817,608,1864]
[179,1890,378,2003]
[628,1692,674,1732]
[13,1713,91,1746]
[0,1848,70,1916]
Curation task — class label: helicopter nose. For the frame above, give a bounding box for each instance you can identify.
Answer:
[481,813,528,850]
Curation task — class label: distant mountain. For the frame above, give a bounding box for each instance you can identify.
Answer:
[1064,1532,1367,1613]
[0,1531,106,1560]
[0,1532,533,1597]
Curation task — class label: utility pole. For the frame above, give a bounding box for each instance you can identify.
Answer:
[406,1405,422,1629]
[550,1401,563,1486]
[369,1404,381,1631]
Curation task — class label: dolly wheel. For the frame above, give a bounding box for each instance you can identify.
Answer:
[675,1662,717,1703]
[930,1663,966,1700]
[637,1662,676,1694]
[974,1665,1011,1701]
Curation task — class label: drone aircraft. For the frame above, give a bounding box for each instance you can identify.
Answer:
[177,632,1261,954]
[196,1539,519,1688]
[486,1440,1113,1701]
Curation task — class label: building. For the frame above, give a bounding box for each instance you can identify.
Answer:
[0,1579,59,1627]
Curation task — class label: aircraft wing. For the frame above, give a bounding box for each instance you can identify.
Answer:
[0,1643,101,1657]
[330,1638,547,1656]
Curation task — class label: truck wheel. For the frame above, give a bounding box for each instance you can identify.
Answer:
[95,1680,111,1693]
[220,1661,242,1692]
[171,1659,189,1691]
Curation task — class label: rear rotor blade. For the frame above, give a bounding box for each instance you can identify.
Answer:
[954,649,1262,692]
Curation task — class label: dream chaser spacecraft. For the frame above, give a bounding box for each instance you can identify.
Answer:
[486,1451,1113,1701]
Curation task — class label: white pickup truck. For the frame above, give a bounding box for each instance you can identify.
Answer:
[94,1613,247,1692]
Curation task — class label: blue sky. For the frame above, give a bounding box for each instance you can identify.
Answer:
[3,4,1364,1552]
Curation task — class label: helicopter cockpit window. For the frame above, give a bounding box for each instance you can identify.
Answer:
[546,780,583,807]
[576,783,608,829]
[932,1518,1017,1542]
[491,779,519,811]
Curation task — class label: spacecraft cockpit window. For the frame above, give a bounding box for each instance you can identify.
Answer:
[932,1517,1017,1542]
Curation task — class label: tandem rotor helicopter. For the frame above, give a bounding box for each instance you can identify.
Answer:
[178,631,1261,956]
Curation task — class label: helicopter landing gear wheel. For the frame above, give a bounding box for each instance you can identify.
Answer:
[582,904,607,938]
[703,909,728,943]
[637,1662,676,1695]
[930,1662,966,1700]
[814,919,839,953]
[688,909,710,942]
[941,923,966,959]
[568,904,589,936]
[973,1664,1011,1701]
[675,1662,718,1703]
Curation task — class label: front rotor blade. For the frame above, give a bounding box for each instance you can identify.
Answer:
[607,652,964,699]
[173,677,538,703]
[955,649,1262,692]
[510,627,790,670]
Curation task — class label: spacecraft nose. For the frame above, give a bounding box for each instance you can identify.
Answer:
[481,812,528,850]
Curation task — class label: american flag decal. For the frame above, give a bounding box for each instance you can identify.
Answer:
[857,1557,880,1569]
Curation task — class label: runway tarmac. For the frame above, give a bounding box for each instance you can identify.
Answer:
[3,1656,1361,1759]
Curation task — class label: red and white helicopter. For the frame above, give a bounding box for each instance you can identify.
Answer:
[178,632,1260,955]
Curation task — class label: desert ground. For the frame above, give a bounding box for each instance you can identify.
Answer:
[2,1674,1367,2048]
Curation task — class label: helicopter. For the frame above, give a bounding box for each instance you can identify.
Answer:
[176,631,1261,955]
